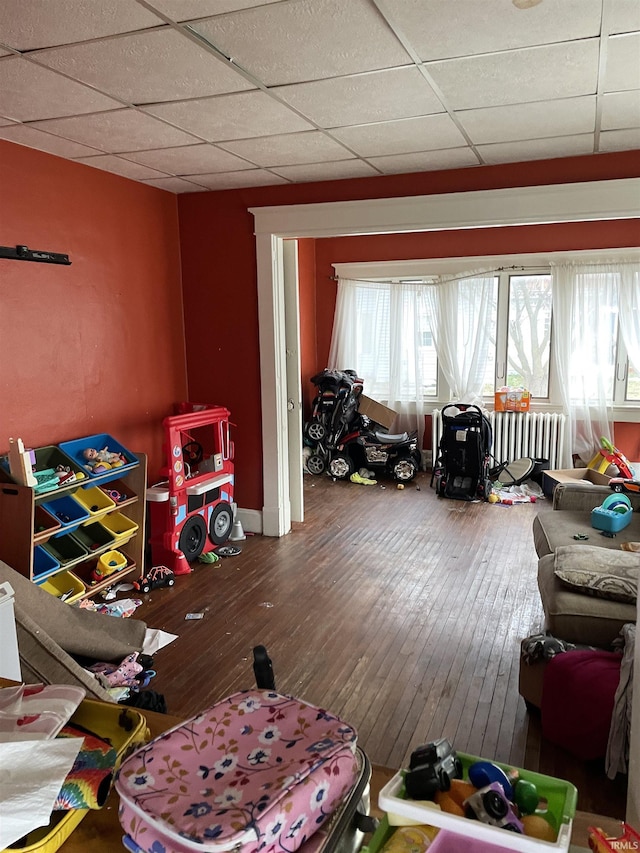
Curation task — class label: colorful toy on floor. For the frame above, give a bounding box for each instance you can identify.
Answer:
[133,564,175,594]
[147,403,235,575]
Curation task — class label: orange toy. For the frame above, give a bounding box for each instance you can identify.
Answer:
[588,823,640,851]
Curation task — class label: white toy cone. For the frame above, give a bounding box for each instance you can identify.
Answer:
[230,519,246,541]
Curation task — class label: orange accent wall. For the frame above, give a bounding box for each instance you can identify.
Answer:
[0,140,187,480]
[179,152,640,505]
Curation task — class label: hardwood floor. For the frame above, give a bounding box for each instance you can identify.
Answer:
[133,471,628,819]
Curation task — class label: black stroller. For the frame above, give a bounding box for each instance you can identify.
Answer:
[431,404,493,501]
[304,369,363,474]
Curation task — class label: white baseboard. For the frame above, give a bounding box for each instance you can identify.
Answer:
[237,508,263,535]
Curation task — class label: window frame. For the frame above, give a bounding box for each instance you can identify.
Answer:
[333,249,640,422]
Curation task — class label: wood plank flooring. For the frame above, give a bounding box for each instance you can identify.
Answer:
[133,471,628,819]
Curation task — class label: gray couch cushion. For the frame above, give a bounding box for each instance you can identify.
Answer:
[533,509,640,558]
[537,552,637,647]
[553,545,638,604]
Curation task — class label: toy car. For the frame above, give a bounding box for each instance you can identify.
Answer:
[133,565,175,594]
[463,782,524,833]
[404,738,463,799]
[588,823,640,852]
[609,477,640,494]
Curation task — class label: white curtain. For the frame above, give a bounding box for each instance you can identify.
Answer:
[618,266,640,375]
[328,278,431,448]
[425,272,496,405]
[551,263,619,464]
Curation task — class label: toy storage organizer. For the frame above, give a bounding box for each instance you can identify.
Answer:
[377,759,577,853]
[0,436,146,602]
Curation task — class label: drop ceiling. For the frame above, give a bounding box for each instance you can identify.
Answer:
[0,0,639,194]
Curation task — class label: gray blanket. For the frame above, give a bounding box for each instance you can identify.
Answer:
[0,560,146,658]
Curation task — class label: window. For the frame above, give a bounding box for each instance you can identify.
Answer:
[504,275,552,397]
[331,259,640,414]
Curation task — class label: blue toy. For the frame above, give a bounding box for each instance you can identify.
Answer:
[591,493,633,536]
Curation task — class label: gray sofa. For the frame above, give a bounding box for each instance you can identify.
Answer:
[532,482,640,647]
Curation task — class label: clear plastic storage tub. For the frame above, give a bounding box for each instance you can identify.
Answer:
[378,754,577,853]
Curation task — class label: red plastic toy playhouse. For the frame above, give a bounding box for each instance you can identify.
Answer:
[147,403,235,575]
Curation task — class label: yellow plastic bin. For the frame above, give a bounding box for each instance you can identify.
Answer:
[12,699,149,853]
[36,570,85,603]
[72,485,116,522]
[100,511,139,545]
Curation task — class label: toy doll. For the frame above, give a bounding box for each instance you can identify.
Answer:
[83,446,126,472]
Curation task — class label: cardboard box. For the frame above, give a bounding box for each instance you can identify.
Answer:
[494,388,531,412]
[542,467,611,497]
[358,395,398,430]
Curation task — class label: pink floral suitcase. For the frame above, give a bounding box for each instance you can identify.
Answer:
[115,689,361,853]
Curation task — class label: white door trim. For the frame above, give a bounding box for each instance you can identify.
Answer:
[251,177,640,537]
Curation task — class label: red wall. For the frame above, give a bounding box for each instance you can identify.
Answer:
[178,151,640,508]
[0,140,187,479]
[296,239,318,419]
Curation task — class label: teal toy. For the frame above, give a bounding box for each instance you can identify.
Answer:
[591,493,633,535]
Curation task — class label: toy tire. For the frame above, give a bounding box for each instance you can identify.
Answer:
[328,452,353,480]
[307,453,326,475]
[209,501,233,546]
[483,790,508,820]
[168,578,175,587]
[393,456,418,482]
[178,515,207,560]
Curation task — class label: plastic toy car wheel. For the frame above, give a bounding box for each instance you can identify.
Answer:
[328,452,354,480]
[305,420,326,443]
[179,515,207,559]
[393,457,418,482]
[483,789,508,820]
[307,453,326,475]
[209,501,233,546]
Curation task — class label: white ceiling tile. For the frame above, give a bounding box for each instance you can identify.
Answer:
[457,96,596,144]
[0,0,164,51]
[609,0,640,35]
[599,127,640,152]
[477,134,595,164]
[0,116,17,126]
[145,1,282,21]
[0,48,12,57]
[143,90,313,141]
[0,56,122,122]
[181,169,288,189]
[219,130,354,166]
[142,176,209,192]
[122,143,252,174]
[427,40,600,110]
[0,124,103,157]
[270,160,380,182]
[33,28,254,105]
[330,114,467,157]
[367,148,479,174]
[383,0,602,60]
[73,155,169,180]
[274,67,444,129]
[604,33,640,92]
[29,109,200,152]
[601,90,640,130]
[191,0,412,86]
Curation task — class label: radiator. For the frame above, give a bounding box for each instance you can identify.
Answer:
[432,409,566,470]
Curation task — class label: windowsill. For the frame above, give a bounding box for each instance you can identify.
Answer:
[376,399,640,423]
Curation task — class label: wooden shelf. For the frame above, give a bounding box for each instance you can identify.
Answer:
[0,452,147,601]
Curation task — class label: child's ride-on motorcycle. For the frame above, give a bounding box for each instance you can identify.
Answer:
[328,421,421,482]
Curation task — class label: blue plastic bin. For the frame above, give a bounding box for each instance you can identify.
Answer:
[33,544,61,581]
[40,494,91,537]
[59,434,139,484]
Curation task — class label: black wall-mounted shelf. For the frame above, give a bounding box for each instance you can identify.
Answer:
[0,244,71,265]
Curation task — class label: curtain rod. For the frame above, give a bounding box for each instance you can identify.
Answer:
[331,259,639,286]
